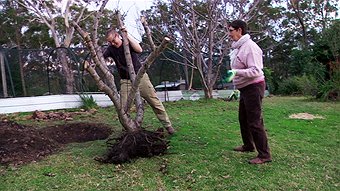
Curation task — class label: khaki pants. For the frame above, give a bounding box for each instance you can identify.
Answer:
[120,74,172,128]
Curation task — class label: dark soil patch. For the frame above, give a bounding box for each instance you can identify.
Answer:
[0,121,112,166]
[42,123,113,144]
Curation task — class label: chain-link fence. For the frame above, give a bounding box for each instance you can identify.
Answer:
[1,47,217,98]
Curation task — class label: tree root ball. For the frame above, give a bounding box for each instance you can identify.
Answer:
[95,129,169,164]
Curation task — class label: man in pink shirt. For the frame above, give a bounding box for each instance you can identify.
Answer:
[225,20,271,164]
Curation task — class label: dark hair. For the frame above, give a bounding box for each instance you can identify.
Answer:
[229,20,247,35]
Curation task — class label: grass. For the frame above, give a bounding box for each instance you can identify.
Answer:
[1,96,339,190]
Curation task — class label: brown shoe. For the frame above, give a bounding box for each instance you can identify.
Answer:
[166,126,175,135]
[248,157,272,164]
[233,145,255,152]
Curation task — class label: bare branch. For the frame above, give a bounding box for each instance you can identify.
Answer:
[240,0,263,21]
[64,0,72,28]
[17,0,53,29]
[141,16,156,51]
[116,11,144,115]
[93,0,109,45]
[160,48,198,69]
[72,21,117,96]
[117,11,137,82]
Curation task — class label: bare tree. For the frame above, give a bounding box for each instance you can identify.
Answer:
[17,0,88,94]
[165,0,228,98]
[73,1,171,163]
[143,0,263,98]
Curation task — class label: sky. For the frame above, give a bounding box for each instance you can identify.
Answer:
[102,0,155,41]
[58,0,155,41]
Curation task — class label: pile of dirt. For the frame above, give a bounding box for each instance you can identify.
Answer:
[0,121,113,166]
[30,109,97,121]
[289,113,325,120]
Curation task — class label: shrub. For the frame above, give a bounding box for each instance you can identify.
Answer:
[277,76,300,95]
[263,67,273,93]
[317,70,340,101]
[277,75,318,96]
[79,94,98,110]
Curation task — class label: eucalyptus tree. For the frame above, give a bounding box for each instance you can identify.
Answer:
[15,0,115,94]
[284,0,339,47]
[243,0,339,92]
[0,0,31,96]
[268,0,339,93]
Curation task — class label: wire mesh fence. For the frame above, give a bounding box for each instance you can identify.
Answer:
[1,47,227,98]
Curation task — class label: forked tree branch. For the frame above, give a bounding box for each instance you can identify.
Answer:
[73,21,138,131]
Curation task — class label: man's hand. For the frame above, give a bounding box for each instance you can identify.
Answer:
[120,26,127,32]
[224,70,237,83]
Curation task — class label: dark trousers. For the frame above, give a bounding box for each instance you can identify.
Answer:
[238,81,271,159]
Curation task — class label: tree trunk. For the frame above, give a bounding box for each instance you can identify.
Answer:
[57,49,75,94]
[13,3,27,96]
[203,86,213,99]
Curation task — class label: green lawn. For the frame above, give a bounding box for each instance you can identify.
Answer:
[1,96,339,190]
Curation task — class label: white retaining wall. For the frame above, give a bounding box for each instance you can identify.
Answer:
[0,90,268,114]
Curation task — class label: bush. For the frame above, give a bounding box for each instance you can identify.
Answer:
[277,75,318,96]
[79,94,98,110]
[298,75,319,96]
[317,70,340,101]
[277,77,300,95]
[263,67,273,93]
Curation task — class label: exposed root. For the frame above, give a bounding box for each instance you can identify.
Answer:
[95,129,168,164]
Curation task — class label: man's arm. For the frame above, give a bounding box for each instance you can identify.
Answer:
[127,34,142,53]
[121,27,143,53]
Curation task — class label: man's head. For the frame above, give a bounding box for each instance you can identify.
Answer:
[227,20,247,41]
[106,28,122,48]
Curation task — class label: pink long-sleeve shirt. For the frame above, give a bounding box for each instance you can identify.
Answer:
[231,38,265,89]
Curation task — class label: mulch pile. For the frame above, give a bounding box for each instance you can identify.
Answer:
[0,120,113,166]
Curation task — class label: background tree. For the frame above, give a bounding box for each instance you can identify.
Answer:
[232,0,337,96]
[143,0,268,98]
[313,20,340,100]
[16,0,77,93]
[0,0,112,96]
[0,0,30,96]
[15,0,109,94]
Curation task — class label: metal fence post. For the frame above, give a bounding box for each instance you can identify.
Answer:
[0,51,8,98]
